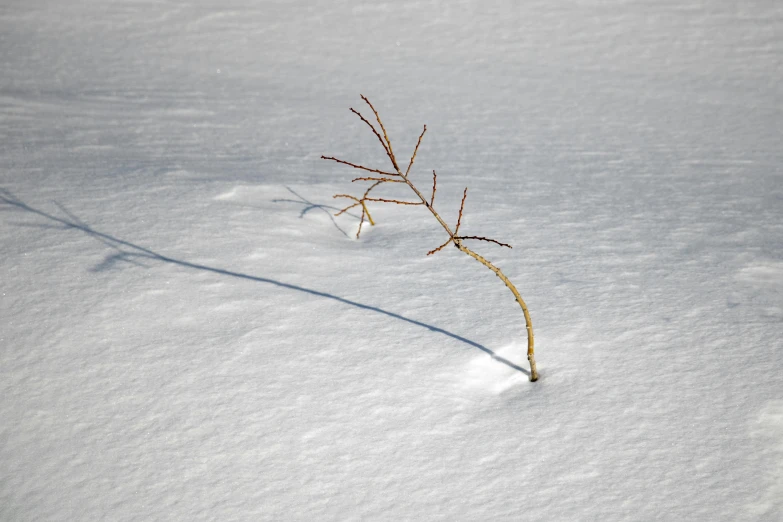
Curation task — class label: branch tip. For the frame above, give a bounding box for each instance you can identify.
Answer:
[361,95,400,172]
[427,238,453,256]
[349,107,394,164]
[455,236,512,249]
[351,177,404,183]
[404,125,427,178]
[455,187,468,234]
[321,155,398,177]
[430,170,437,207]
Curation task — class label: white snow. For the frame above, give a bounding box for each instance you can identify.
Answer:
[1,0,782,520]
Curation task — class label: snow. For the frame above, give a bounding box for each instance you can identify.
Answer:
[1,0,782,520]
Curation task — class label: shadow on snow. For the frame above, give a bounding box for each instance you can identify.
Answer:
[0,188,529,376]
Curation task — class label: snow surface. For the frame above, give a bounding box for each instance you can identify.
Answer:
[2,0,782,520]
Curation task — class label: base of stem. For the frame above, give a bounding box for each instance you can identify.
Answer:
[528,354,539,382]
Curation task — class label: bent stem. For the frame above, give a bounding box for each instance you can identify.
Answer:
[323,95,539,381]
[455,242,538,381]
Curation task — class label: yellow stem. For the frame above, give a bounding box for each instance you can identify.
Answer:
[455,241,538,381]
[361,201,375,226]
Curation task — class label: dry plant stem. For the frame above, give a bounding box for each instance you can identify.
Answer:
[455,243,538,382]
[430,170,437,206]
[322,156,398,177]
[456,236,512,248]
[352,177,405,183]
[324,95,539,381]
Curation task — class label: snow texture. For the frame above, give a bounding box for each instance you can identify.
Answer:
[1,1,782,520]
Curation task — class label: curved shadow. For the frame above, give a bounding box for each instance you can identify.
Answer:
[0,188,528,375]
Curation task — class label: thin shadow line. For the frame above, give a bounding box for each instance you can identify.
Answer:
[0,189,528,375]
[272,186,352,239]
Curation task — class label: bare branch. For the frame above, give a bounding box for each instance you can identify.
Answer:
[361,94,401,172]
[430,170,437,207]
[454,187,468,235]
[404,125,427,178]
[352,177,405,183]
[333,201,360,217]
[333,195,362,217]
[362,180,385,199]
[356,203,367,238]
[334,194,361,203]
[455,236,512,249]
[348,107,393,159]
[365,197,424,206]
[321,156,399,177]
[427,237,453,256]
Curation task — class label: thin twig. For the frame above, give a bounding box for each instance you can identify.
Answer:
[321,156,398,177]
[334,194,361,204]
[361,95,400,172]
[349,108,393,161]
[362,180,385,199]
[430,170,437,207]
[405,125,427,178]
[454,187,468,235]
[455,236,512,248]
[365,197,424,205]
[351,177,405,183]
[333,201,360,217]
[427,238,453,256]
[332,194,361,201]
[356,203,367,238]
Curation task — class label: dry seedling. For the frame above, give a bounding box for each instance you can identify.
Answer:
[322,95,538,381]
